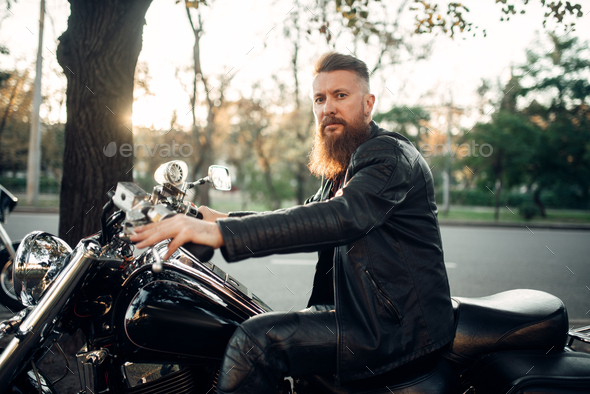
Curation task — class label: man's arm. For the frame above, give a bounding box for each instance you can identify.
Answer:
[131,215,224,259]
[218,137,415,262]
[130,137,416,261]
[198,206,261,222]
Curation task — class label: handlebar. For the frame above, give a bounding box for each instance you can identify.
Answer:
[181,242,214,262]
[111,182,216,265]
[178,209,214,262]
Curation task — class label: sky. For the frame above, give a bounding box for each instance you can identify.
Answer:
[1,0,588,131]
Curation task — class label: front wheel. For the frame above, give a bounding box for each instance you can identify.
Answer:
[0,241,25,312]
[3,367,58,394]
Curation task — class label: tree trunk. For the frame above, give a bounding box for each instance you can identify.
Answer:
[289,15,313,206]
[56,0,152,247]
[186,8,218,208]
[295,161,306,205]
[494,178,502,221]
[192,149,211,207]
[262,162,280,210]
[533,187,546,218]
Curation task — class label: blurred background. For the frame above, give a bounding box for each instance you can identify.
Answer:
[1,0,589,317]
[2,0,589,221]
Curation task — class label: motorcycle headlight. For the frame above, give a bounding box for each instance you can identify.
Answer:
[13,231,72,307]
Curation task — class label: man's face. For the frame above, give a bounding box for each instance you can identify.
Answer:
[312,69,373,137]
[309,70,375,181]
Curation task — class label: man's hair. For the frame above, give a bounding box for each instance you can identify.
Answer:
[313,52,371,93]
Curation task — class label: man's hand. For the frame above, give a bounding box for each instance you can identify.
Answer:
[130,215,225,259]
[198,206,229,223]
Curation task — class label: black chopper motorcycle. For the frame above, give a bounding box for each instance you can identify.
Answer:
[0,185,25,313]
[0,160,589,394]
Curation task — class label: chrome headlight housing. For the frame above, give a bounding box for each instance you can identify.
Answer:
[13,231,72,307]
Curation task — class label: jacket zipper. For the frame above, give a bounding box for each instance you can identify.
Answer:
[334,247,341,388]
[366,269,403,325]
[328,176,341,387]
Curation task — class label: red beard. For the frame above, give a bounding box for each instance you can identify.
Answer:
[308,111,371,182]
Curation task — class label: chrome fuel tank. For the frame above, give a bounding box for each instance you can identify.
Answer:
[122,243,272,360]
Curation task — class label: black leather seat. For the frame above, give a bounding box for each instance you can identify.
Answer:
[470,350,590,394]
[302,351,459,393]
[447,289,568,364]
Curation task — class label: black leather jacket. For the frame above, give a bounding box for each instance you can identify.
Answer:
[218,122,455,382]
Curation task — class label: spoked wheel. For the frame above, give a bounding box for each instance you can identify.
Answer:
[0,241,25,312]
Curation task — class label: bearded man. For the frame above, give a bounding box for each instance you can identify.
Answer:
[131,52,455,393]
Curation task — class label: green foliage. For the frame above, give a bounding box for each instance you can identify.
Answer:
[373,105,430,144]
[443,187,590,210]
[409,1,473,38]
[460,110,540,192]
[240,161,296,210]
[327,0,584,41]
[518,34,590,207]
[0,67,66,193]
[0,175,61,193]
[519,199,539,220]
[457,32,590,215]
[0,70,33,173]
[221,95,300,209]
[41,123,65,173]
[539,186,590,210]
[441,189,494,206]
[521,34,590,104]
[439,189,521,208]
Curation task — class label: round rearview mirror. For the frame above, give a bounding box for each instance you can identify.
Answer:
[208,166,231,191]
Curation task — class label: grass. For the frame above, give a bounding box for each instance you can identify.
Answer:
[13,193,60,209]
[13,193,590,224]
[439,206,590,224]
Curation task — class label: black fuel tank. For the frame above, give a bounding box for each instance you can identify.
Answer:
[126,279,249,358]
[124,246,271,358]
[123,245,272,360]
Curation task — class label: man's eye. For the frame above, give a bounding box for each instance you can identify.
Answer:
[338,93,346,98]
[315,97,324,103]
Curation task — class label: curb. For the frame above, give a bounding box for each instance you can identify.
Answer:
[11,208,590,231]
[439,220,590,231]
[13,207,60,214]
[570,319,590,327]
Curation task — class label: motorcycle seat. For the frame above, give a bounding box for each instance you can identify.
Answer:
[302,350,459,393]
[470,350,590,394]
[447,289,568,363]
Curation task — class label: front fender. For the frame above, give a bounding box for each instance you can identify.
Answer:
[4,367,58,394]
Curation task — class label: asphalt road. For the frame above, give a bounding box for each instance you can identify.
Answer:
[2,213,589,323]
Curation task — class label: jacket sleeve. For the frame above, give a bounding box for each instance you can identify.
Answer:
[228,211,259,218]
[227,186,321,219]
[218,136,416,262]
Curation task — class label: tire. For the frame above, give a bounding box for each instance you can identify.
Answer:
[3,366,58,394]
[0,241,25,312]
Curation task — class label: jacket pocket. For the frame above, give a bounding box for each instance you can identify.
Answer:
[365,269,403,325]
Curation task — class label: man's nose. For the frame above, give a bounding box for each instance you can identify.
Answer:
[324,97,336,115]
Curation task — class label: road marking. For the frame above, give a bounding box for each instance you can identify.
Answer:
[271,259,316,265]
[267,259,455,268]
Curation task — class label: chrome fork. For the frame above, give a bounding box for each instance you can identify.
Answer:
[0,222,15,260]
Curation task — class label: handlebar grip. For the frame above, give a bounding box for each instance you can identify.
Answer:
[196,211,204,220]
[182,242,214,262]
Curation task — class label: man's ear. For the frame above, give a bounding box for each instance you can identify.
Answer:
[364,94,376,116]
